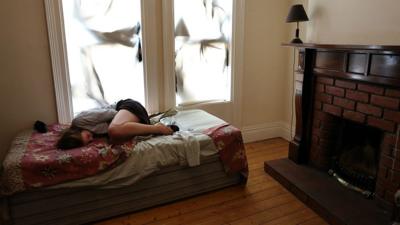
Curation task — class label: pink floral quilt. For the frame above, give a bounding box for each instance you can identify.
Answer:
[1,123,248,195]
[1,124,134,195]
[203,123,248,180]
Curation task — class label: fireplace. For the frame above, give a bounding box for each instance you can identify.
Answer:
[265,43,400,225]
[329,119,382,197]
[310,75,400,205]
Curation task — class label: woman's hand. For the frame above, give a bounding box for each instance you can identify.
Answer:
[155,123,174,135]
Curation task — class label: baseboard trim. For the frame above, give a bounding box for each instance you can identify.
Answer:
[241,122,293,143]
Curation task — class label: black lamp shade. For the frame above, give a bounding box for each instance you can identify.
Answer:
[286,4,309,23]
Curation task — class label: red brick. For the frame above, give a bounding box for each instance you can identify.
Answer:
[313,119,321,128]
[309,147,319,158]
[385,190,396,203]
[384,109,400,123]
[312,145,331,155]
[317,77,334,85]
[333,97,355,110]
[358,83,385,95]
[381,145,394,158]
[313,111,327,121]
[335,79,356,89]
[386,89,400,98]
[312,127,334,139]
[375,182,386,198]
[371,95,400,110]
[382,133,397,149]
[326,86,345,97]
[343,110,366,123]
[377,166,389,179]
[367,116,396,132]
[384,180,398,193]
[377,176,389,189]
[318,138,336,148]
[314,110,338,123]
[323,104,342,117]
[314,101,322,110]
[316,83,325,93]
[311,135,319,145]
[346,90,369,103]
[380,154,395,169]
[315,93,332,104]
[356,103,382,117]
[394,150,400,160]
[383,133,397,145]
[320,119,340,129]
[389,169,400,187]
[383,149,396,159]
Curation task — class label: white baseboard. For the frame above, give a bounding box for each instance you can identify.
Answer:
[241,122,293,143]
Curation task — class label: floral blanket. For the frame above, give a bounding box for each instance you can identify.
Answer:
[1,122,248,195]
[203,123,248,181]
[1,125,134,195]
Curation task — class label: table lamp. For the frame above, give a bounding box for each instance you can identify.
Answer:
[286,4,309,43]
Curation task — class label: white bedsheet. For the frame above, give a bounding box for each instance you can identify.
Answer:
[49,109,225,189]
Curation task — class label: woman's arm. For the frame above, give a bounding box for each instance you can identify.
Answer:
[108,109,173,143]
[108,122,172,143]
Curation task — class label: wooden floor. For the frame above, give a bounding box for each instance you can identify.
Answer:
[95,138,328,225]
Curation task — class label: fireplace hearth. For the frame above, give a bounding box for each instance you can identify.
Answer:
[265,43,400,225]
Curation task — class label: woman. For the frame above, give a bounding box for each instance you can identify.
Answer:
[57,99,173,149]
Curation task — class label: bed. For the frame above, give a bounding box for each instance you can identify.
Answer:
[0,110,248,225]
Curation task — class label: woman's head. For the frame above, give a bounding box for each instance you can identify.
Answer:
[56,127,93,150]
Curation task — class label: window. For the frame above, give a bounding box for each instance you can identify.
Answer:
[45,0,244,125]
[62,0,144,114]
[174,0,233,105]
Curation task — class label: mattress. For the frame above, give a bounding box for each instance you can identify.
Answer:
[4,154,242,225]
[49,109,226,189]
[1,109,227,194]
[1,110,248,225]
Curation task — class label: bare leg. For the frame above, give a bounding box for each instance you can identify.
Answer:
[108,109,173,143]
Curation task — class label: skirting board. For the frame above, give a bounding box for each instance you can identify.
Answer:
[241,122,294,143]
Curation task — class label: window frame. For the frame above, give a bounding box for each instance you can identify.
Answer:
[45,0,244,127]
[44,0,161,123]
[162,0,245,127]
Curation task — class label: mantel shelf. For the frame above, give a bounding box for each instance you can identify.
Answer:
[282,42,400,51]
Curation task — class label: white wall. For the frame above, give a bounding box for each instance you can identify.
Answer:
[0,0,58,162]
[306,0,400,45]
[240,0,293,142]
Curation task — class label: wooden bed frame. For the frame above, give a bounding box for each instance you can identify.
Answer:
[1,155,243,225]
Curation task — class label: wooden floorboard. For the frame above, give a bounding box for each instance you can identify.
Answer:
[95,138,328,225]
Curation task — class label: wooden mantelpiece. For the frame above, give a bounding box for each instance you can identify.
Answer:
[265,43,400,225]
[282,43,400,51]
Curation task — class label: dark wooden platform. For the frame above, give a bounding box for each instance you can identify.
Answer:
[264,158,392,225]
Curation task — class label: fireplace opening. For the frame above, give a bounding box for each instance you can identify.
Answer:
[330,119,383,197]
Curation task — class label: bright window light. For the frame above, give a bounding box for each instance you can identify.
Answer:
[62,0,144,115]
[174,0,233,105]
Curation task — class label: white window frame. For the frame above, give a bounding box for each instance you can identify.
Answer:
[44,0,161,123]
[162,0,245,127]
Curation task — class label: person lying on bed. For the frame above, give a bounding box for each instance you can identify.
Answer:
[56,99,173,150]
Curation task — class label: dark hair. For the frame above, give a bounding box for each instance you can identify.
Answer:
[56,127,84,150]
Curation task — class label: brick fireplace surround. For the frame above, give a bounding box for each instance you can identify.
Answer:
[265,43,400,225]
[311,76,400,203]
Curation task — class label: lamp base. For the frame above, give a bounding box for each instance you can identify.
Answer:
[290,37,303,44]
